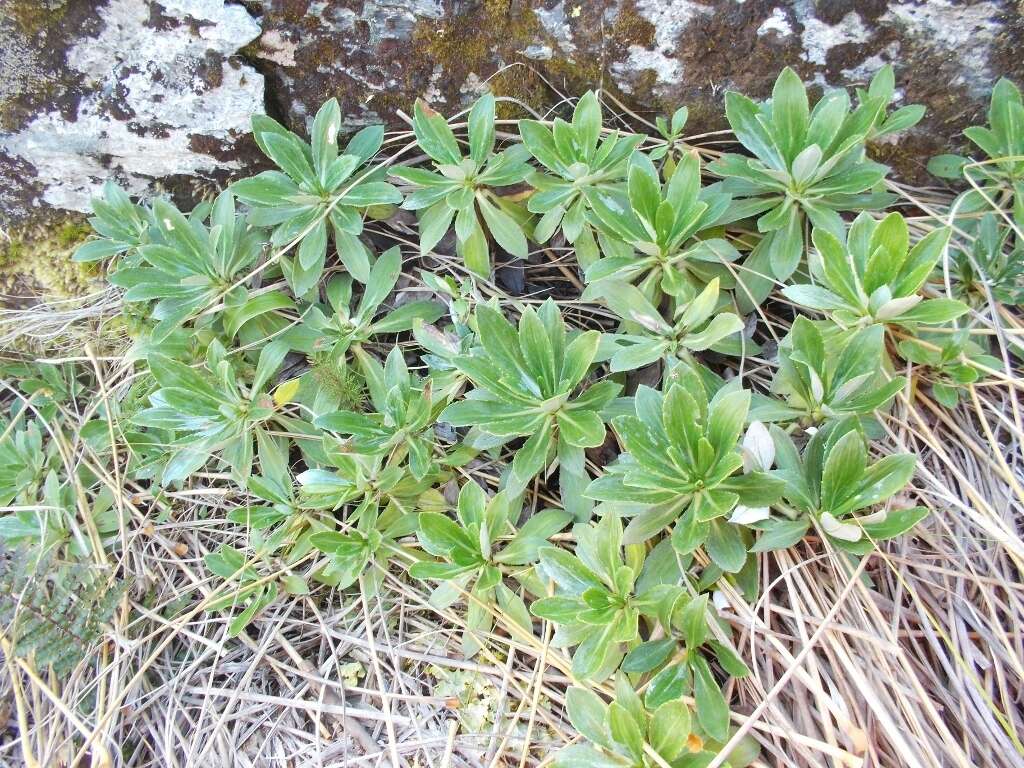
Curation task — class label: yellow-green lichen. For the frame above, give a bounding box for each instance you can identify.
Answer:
[411,2,547,117]
[542,0,657,87]
[2,0,69,38]
[0,219,98,298]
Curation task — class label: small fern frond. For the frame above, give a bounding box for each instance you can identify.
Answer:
[0,547,124,678]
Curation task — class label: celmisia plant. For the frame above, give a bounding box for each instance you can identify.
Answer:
[520,91,644,266]
[392,94,533,276]
[439,299,620,521]
[782,212,967,330]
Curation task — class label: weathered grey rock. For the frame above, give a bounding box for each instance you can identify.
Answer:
[248,0,1022,179]
[2,0,1023,232]
[0,0,263,223]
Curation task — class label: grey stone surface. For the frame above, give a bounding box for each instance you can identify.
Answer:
[0,0,263,222]
[1,0,1022,227]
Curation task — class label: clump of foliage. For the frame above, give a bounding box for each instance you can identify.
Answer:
[765,417,926,553]
[946,212,1024,307]
[12,67,1013,765]
[928,77,1024,220]
[393,94,533,276]
[782,211,967,330]
[439,299,619,520]
[232,98,400,294]
[585,151,737,303]
[559,676,759,767]
[709,66,917,306]
[750,318,905,425]
[520,90,644,267]
[412,481,568,656]
[587,370,784,572]
[593,277,746,372]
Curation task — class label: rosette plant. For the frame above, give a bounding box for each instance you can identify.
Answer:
[72,181,151,264]
[947,212,1024,307]
[411,481,570,655]
[315,347,440,480]
[585,151,739,303]
[762,417,925,553]
[232,98,401,294]
[709,67,910,300]
[621,592,749,739]
[225,431,327,575]
[782,212,967,329]
[310,497,418,594]
[103,192,262,341]
[649,105,690,167]
[520,90,644,266]
[0,462,111,556]
[592,278,746,373]
[297,448,441,514]
[560,684,696,768]
[0,419,46,508]
[750,317,906,424]
[587,369,785,572]
[134,340,291,487]
[860,63,928,142]
[558,678,760,768]
[301,246,445,359]
[439,299,620,521]
[898,331,1001,408]
[928,77,1024,218]
[531,514,670,679]
[203,545,281,637]
[391,94,533,276]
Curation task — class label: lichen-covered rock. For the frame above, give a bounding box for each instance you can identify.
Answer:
[250,0,1023,183]
[1,0,1023,240]
[0,0,264,223]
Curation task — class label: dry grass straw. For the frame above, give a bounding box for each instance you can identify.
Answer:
[0,89,1021,768]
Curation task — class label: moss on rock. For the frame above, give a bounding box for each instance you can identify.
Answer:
[0,218,97,299]
[2,0,69,37]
